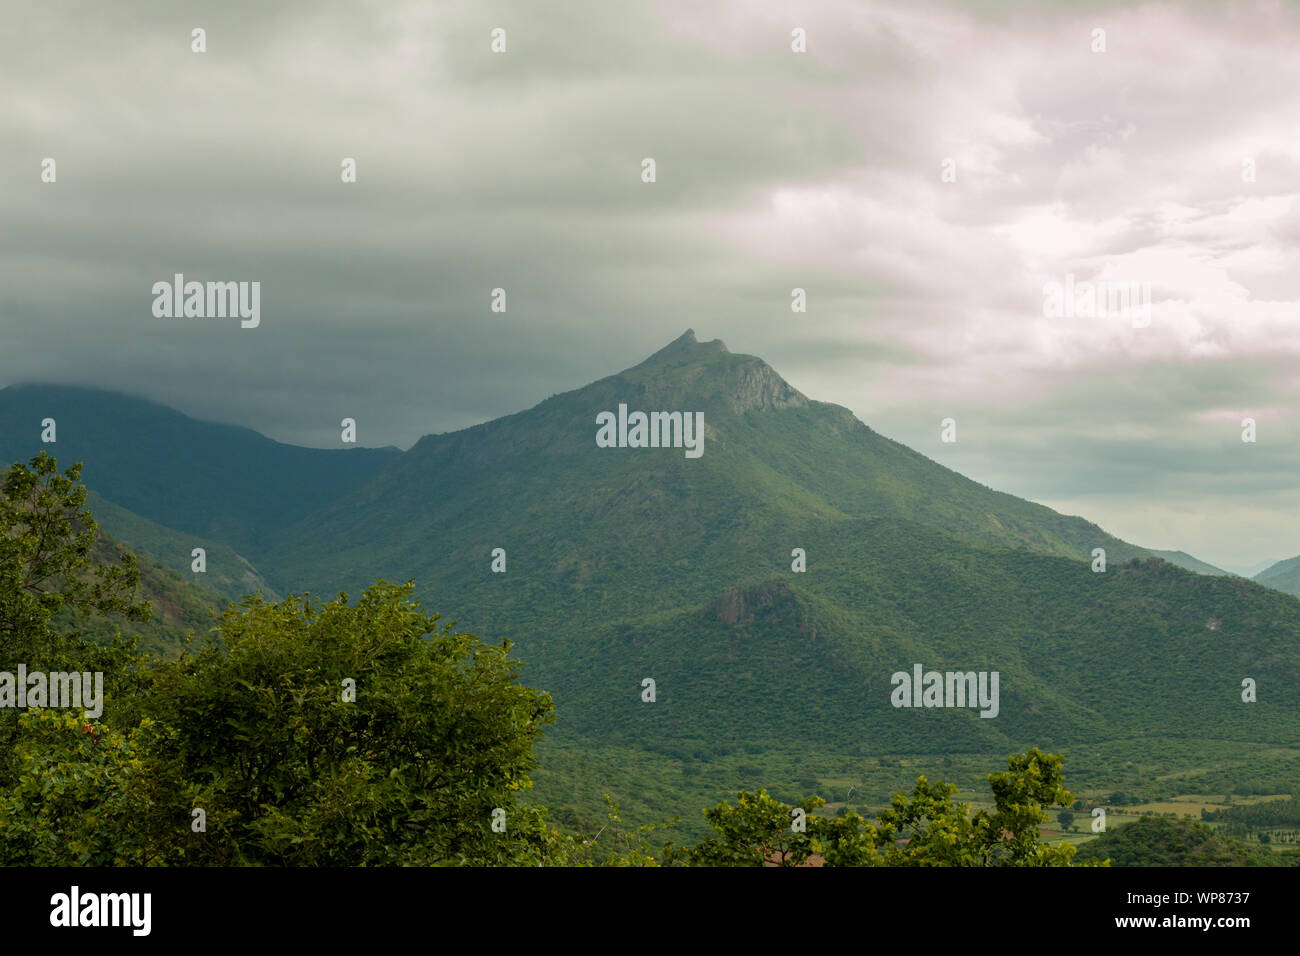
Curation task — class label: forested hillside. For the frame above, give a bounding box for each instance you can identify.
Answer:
[5,334,1300,846]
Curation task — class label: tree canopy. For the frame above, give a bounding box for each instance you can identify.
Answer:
[667,749,1095,867]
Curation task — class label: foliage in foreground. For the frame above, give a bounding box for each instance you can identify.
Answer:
[0,453,1107,865]
[669,749,1097,866]
[1,577,559,865]
[0,454,559,864]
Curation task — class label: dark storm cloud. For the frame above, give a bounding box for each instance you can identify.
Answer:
[2,0,1299,566]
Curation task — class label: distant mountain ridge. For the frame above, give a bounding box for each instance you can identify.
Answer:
[0,384,400,554]
[1148,549,1232,577]
[1255,555,1300,599]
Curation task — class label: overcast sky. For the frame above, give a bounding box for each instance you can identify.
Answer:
[3,0,1299,573]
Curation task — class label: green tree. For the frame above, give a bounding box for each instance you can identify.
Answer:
[872,775,980,866]
[1058,810,1075,832]
[676,750,1100,867]
[0,532,568,866]
[0,710,170,865]
[138,581,556,865]
[0,453,149,646]
[666,788,830,866]
[0,453,150,787]
[976,749,1081,866]
[1075,816,1289,867]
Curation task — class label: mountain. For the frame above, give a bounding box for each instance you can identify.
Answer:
[1255,555,1300,599]
[1254,556,1300,583]
[1229,559,1280,579]
[261,329,1152,595]
[552,526,1300,752]
[1147,549,1232,577]
[86,491,279,603]
[55,527,225,656]
[8,333,1300,823]
[0,385,400,554]
[250,331,1300,759]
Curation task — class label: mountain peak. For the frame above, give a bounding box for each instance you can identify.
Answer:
[616,330,810,415]
[634,329,728,368]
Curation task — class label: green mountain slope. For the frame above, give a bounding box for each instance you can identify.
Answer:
[0,385,400,553]
[551,521,1300,754]
[1148,549,1231,576]
[262,330,1151,606]
[1255,555,1300,598]
[55,528,226,656]
[246,331,1300,763]
[87,491,279,603]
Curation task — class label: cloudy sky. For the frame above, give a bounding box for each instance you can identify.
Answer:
[3,0,1299,572]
